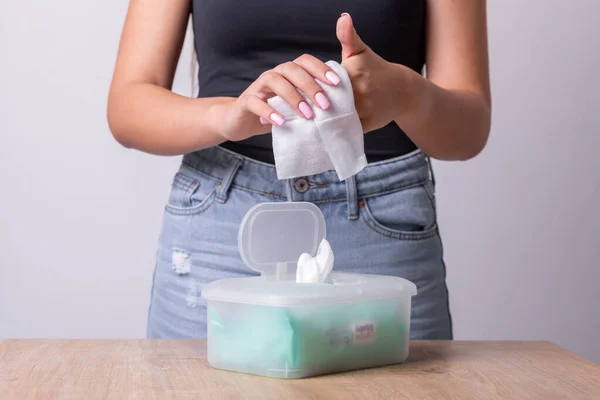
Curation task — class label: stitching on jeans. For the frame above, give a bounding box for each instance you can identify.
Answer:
[435,225,454,339]
[182,161,222,182]
[358,179,428,200]
[312,197,346,204]
[165,189,218,216]
[173,172,194,186]
[257,191,287,199]
[172,172,199,191]
[184,181,200,206]
[359,196,438,241]
[232,186,286,199]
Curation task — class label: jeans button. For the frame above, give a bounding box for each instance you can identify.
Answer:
[294,178,309,193]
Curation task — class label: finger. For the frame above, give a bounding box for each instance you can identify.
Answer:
[258,70,315,119]
[337,13,368,60]
[294,53,341,86]
[274,61,331,110]
[241,94,285,126]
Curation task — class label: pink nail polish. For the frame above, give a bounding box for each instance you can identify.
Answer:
[315,92,330,110]
[270,113,285,126]
[325,71,341,85]
[299,102,314,119]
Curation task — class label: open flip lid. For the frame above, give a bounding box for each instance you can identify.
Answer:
[238,202,326,277]
[202,202,417,306]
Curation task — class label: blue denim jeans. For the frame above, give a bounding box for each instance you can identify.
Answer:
[147,146,452,339]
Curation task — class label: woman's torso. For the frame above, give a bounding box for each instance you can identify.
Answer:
[191,0,426,163]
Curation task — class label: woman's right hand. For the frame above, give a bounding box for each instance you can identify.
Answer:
[219,54,342,142]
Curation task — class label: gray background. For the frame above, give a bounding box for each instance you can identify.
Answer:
[1,1,599,363]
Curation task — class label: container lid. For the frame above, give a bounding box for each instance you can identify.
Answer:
[202,272,417,306]
[238,202,326,276]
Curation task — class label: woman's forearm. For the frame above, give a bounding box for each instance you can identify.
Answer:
[107,82,234,156]
[391,64,491,161]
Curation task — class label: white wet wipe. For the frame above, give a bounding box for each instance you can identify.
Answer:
[296,239,334,283]
[269,60,367,181]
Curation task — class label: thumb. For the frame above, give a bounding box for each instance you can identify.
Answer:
[336,13,367,60]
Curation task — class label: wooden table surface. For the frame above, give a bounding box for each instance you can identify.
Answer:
[1,340,599,399]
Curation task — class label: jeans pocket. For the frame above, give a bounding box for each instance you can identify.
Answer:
[359,182,438,241]
[165,168,218,216]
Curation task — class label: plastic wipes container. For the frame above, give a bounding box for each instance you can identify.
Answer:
[202,202,417,379]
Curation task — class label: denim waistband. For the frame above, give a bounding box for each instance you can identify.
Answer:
[181,145,432,210]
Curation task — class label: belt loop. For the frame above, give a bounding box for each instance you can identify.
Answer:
[285,179,294,202]
[216,156,242,204]
[345,176,358,220]
[426,156,436,189]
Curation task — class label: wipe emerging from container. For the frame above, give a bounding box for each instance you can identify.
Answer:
[296,239,334,283]
[202,202,417,379]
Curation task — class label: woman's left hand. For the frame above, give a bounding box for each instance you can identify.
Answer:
[336,13,412,133]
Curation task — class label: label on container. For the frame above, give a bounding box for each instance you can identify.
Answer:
[351,321,377,345]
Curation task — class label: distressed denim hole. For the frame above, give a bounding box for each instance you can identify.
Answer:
[171,248,191,275]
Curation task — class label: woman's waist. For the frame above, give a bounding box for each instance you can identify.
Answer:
[180,145,431,202]
[221,123,418,165]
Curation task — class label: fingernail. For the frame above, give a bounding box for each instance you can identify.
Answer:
[299,102,314,119]
[260,117,269,125]
[325,71,341,85]
[341,12,351,18]
[315,92,330,110]
[270,113,285,126]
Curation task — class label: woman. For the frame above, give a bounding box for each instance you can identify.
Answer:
[108,1,490,339]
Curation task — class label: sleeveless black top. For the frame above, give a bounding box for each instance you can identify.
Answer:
[191,0,425,163]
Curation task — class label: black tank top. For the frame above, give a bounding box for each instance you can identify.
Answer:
[191,0,425,163]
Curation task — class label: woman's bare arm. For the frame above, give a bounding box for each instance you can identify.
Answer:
[392,0,491,160]
[107,0,229,155]
[107,0,342,156]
